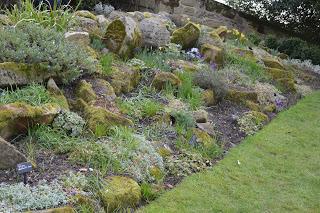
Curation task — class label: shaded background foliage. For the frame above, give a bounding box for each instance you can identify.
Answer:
[226,0,320,45]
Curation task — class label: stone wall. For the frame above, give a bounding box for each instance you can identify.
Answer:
[136,0,285,37]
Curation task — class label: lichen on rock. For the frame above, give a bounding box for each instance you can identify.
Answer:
[171,22,201,49]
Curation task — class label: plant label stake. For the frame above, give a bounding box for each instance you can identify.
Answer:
[16,162,33,184]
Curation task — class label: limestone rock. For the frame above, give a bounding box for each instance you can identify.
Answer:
[140,17,171,48]
[110,64,141,95]
[200,44,224,67]
[171,22,200,49]
[0,103,60,139]
[196,122,216,136]
[65,31,90,46]
[103,17,142,58]
[0,137,27,169]
[152,72,181,90]
[74,16,99,34]
[100,176,141,213]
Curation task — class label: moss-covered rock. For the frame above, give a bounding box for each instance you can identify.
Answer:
[171,22,200,49]
[192,128,216,149]
[262,57,285,69]
[110,64,141,95]
[226,88,258,104]
[47,78,69,110]
[74,10,97,21]
[197,25,223,48]
[64,31,90,46]
[265,68,294,80]
[200,44,224,67]
[169,60,199,72]
[100,176,141,213]
[202,89,216,106]
[277,78,296,92]
[213,26,228,39]
[82,102,133,134]
[245,100,260,111]
[103,17,142,58]
[76,80,97,104]
[233,48,256,60]
[0,102,60,139]
[0,62,53,87]
[151,72,181,90]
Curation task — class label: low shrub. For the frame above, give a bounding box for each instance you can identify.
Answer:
[264,36,320,65]
[0,180,67,212]
[0,22,96,83]
[0,84,56,106]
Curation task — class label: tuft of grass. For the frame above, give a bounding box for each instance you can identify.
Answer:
[31,125,81,154]
[100,54,113,76]
[225,52,270,82]
[135,48,185,72]
[0,84,56,106]
[141,183,161,203]
[5,0,74,31]
[177,72,203,110]
[142,92,320,212]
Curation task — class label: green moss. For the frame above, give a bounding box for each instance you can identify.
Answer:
[245,100,260,111]
[104,19,126,53]
[110,64,141,95]
[0,102,60,139]
[100,176,141,213]
[74,10,97,21]
[213,26,228,39]
[226,88,258,104]
[202,89,216,106]
[149,166,164,181]
[262,57,285,69]
[192,128,216,149]
[277,78,296,92]
[76,80,97,104]
[152,72,181,90]
[84,104,133,135]
[200,43,224,67]
[265,68,294,80]
[171,22,201,49]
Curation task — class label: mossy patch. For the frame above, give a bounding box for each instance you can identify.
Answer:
[100,176,141,213]
[76,80,97,104]
[200,43,224,67]
[171,22,200,49]
[152,72,181,90]
[226,88,258,104]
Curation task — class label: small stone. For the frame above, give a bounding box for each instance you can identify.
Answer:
[0,137,27,169]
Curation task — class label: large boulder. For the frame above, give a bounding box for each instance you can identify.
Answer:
[197,25,223,48]
[226,88,258,104]
[171,22,200,49]
[100,176,141,213]
[0,103,60,139]
[0,62,52,87]
[0,137,27,169]
[103,17,142,58]
[64,31,90,46]
[140,17,171,48]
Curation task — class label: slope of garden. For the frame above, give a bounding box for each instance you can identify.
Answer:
[142,91,320,212]
[0,1,319,212]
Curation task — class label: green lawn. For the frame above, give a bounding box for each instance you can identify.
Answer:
[142,92,320,213]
